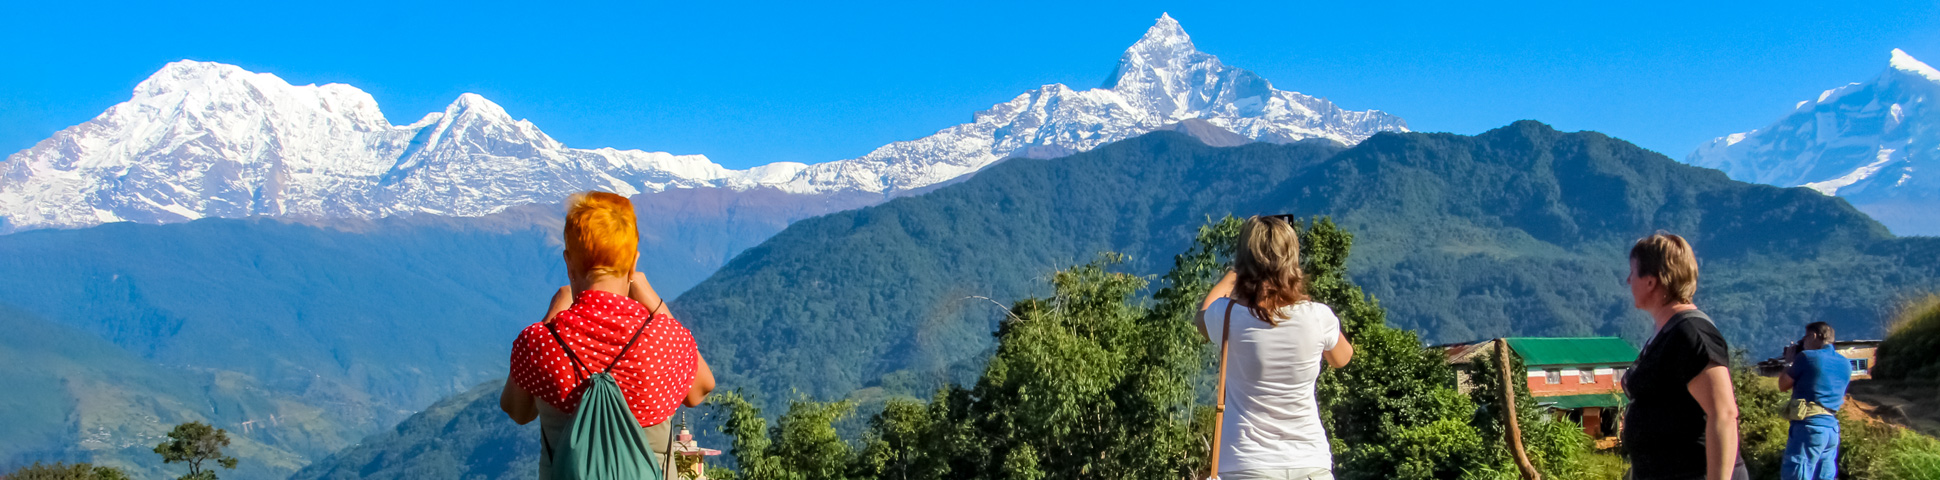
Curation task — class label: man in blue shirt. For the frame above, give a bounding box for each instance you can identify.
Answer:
[1778,321,1852,480]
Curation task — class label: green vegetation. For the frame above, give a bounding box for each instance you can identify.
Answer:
[1875,294,1940,382]
[1462,342,1606,480]
[152,422,238,480]
[704,217,1633,480]
[1733,364,1940,480]
[1837,419,1940,480]
[293,123,1940,479]
[0,305,329,480]
[674,122,1940,416]
[288,381,538,480]
[0,462,129,480]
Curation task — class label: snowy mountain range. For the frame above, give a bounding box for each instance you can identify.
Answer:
[0,14,1405,233]
[1687,49,1940,236]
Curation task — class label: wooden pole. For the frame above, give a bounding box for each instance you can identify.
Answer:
[1497,339,1542,480]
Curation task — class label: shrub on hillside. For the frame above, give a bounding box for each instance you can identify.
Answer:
[1,462,129,480]
[1874,294,1940,383]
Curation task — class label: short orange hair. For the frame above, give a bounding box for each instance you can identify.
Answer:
[563,191,638,280]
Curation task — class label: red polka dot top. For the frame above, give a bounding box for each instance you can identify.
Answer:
[509,289,698,427]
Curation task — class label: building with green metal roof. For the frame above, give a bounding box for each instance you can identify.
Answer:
[1438,337,1639,438]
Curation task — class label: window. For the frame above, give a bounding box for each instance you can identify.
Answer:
[1852,359,1870,372]
[1581,369,1596,384]
[1545,369,1562,384]
[1613,368,1626,383]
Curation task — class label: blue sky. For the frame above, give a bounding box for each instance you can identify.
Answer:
[3,0,1937,169]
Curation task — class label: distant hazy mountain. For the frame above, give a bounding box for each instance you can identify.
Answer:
[0,14,1402,234]
[1688,49,1940,235]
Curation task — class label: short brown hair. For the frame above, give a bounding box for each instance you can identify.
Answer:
[1232,216,1311,325]
[1806,322,1835,343]
[564,191,638,280]
[1629,232,1698,305]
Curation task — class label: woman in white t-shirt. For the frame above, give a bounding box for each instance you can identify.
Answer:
[1196,215,1355,480]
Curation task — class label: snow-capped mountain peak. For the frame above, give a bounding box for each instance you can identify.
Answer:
[0,14,1408,233]
[1118,13,1195,68]
[776,14,1406,194]
[0,62,772,231]
[1889,48,1940,83]
[1687,48,1940,235]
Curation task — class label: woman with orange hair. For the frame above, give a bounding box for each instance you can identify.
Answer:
[1196,215,1354,480]
[498,191,715,479]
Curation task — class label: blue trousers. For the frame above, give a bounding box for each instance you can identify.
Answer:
[1781,420,1839,480]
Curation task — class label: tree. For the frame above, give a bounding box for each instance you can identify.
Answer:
[152,421,238,480]
[1191,216,1495,479]
[2,462,130,480]
[714,216,1564,479]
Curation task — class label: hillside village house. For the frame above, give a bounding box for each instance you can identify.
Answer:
[1756,339,1881,380]
[1441,337,1639,438]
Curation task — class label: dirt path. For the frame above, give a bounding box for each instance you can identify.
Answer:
[1845,380,1939,437]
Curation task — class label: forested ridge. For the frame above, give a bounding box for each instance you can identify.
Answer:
[293,121,1940,479]
[673,121,1940,411]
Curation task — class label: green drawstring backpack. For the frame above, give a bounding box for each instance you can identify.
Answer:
[544,300,669,480]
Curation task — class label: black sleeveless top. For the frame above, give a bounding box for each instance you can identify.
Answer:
[1621,309,1747,480]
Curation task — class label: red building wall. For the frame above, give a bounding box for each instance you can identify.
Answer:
[1525,366,1626,396]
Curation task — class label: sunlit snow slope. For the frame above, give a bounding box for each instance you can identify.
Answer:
[1688,49,1940,236]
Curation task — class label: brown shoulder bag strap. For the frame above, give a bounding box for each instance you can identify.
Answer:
[1209,300,1235,478]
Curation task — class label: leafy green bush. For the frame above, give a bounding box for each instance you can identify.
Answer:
[1839,418,1940,480]
[712,217,1522,479]
[1463,336,1601,479]
[1730,368,1790,479]
[1,462,130,480]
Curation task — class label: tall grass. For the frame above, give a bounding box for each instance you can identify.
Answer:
[1875,294,1940,382]
[1839,418,1940,480]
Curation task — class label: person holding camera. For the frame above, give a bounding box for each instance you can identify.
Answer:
[1776,322,1851,480]
[498,191,716,479]
[1195,215,1354,480]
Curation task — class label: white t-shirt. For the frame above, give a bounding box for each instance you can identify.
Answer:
[1206,297,1342,473]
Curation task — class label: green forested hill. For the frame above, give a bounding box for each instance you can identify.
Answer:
[289,380,536,480]
[0,305,366,479]
[674,135,1348,405]
[298,121,1940,480]
[673,121,1940,408]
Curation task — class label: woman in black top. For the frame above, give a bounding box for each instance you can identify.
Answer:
[1620,233,1748,480]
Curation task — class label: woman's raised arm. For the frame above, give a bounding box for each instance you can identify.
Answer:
[1195,270,1238,343]
[544,286,572,322]
[500,378,538,424]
